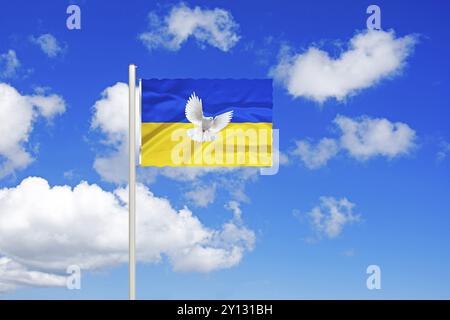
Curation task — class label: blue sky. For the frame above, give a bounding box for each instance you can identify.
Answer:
[1,0,450,299]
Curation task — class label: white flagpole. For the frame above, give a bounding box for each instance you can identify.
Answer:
[128,64,137,300]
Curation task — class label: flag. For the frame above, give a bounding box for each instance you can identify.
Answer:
[140,79,273,167]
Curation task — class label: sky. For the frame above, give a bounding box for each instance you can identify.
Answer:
[0,0,450,299]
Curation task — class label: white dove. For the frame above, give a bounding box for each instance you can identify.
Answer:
[185,92,233,142]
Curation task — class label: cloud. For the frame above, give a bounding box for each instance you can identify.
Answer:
[91,82,135,184]
[169,221,254,272]
[185,184,216,207]
[291,138,339,169]
[225,200,242,221]
[278,151,290,165]
[31,34,65,58]
[0,176,255,291]
[0,50,20,78]
[91,82,129,143]
[0,83,66,179]
[139,3,240,52]
[305,197,360,239]
[291,115,416,169]
[0,257,66,292]
[335,115,416,160]
[271,30,416,102]
[155,167,258,205]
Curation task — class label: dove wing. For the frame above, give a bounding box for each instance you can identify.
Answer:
[185,92,203,125]
[209,111,233,133]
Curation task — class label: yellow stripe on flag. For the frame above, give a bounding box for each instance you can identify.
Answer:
[141,122,272,167]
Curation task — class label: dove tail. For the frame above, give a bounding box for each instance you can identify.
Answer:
[187,128,217,142]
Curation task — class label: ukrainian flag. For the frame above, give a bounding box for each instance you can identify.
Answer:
[140,79,273,167]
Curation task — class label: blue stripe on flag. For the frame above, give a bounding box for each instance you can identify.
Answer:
[141,79,273,123]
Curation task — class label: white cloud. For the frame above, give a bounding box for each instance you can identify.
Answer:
[306,196,360,239]
[94,143,129,184]
[31,34,64,58]
[147,167,257,207]
[271,30,416,102]
[291,115,416,169]
[156,167,258,205]
[0,83,66,179]
[0,177,255,290]
[291,138,339,169]
[335,115,416,160]
[91,82,135,184]
[0,50,20,78]
[169,221,254,272]
[278,151,290,165]
[139,3,240,52]
[225,200,242,221]
[185,184,216,207]
[92,82,129,143]
[0,257,66,292]
[27,93,66,119]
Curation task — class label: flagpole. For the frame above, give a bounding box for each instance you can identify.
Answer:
[128,64,137,300]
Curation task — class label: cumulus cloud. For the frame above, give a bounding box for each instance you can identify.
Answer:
[271,30,416,102]
[0,50,20,78]
[91,82,132,184]
[91,82,129,143]
[0,176,255,290]
[291,115,416,169]
[31,34,65,58]
[291,138,339,169]
[0,83,66,179]
[305,196,360,239]
[139,3,240,52]
[169,221,254,272]
[0,257,66,292]
[335,115,416,160]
